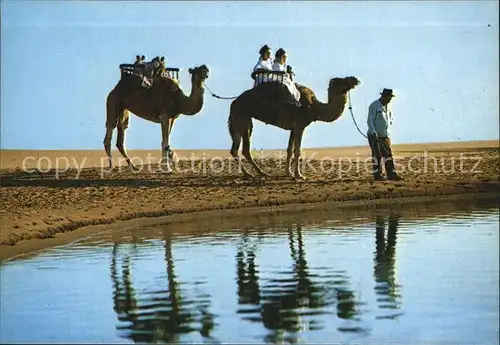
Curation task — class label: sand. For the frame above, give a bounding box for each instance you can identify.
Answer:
[1,140,498,260]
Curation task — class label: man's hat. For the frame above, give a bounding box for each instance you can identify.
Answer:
[380,88,395,97]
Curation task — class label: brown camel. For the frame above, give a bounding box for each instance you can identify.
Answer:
[228,75,360,179]
[104,65,209,172]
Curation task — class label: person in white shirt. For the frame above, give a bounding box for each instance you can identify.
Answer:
[367,89,402,181]
[272,48,287,72]
[253,45,274,85]
[253,45,273,72]
[272,48,301,104]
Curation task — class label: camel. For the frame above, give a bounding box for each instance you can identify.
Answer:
[228,75,361,179]
[104,64,210,172]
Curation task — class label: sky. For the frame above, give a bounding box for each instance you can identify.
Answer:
[1,0,498,150]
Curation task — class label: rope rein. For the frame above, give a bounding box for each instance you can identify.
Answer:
[348,92,368,139]
[203,82,239,100]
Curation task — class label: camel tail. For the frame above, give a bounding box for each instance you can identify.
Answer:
[228,101,237,141]
[228,117,235,142]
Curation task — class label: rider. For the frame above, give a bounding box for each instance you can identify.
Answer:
[253,45,274,85]
[272,48,287,72]
[253,45,273,72]
[272,48,301,106]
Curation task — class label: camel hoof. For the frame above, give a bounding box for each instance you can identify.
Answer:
[158,162,174,174]
[159,165,173,174]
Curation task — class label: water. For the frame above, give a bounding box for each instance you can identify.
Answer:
[1,197,499,344]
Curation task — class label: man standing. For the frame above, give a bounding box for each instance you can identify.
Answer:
[367,88,403,181]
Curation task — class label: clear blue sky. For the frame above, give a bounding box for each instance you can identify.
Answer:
[1,0,498,150]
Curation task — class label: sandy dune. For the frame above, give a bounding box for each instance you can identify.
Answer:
[0,140,498,260]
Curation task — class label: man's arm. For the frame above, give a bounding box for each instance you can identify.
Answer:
[367,103,378,137]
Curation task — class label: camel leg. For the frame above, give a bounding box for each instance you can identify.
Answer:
[231,135,254,178]
[292,129,305,180]
[168,119,178,163]
[103,126,114,169]
[116,125,138,171]
[286,131,295,178]
[104,90,120,169]
[159,115,173,173]
[229,118,254,178]
[242,126,269,177]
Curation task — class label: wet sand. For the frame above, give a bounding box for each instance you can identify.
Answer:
[1,140,498,260]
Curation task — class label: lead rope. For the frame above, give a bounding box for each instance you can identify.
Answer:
[348,92,368,139]
[203,82,239,100]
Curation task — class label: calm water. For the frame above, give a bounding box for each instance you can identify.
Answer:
[1,197,499,344]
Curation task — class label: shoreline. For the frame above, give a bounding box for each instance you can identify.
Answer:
[1,141,498,261]
[2,191,499,263]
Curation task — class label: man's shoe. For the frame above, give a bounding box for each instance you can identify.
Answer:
[373,174,386,181]
[388,173,403,181]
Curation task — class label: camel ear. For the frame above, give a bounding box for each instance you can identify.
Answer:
[188,68,193,74]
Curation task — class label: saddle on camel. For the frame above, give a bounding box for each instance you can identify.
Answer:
[117,55,184,119]
[120,55,180,89]
[251,45,312,115]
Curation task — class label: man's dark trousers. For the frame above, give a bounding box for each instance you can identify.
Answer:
[368,134,396,178]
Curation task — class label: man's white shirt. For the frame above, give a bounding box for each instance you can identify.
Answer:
[367,99,393,138]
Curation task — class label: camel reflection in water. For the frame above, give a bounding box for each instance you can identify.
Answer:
[236,222,363,342]
[110,231,215,343]
[373,213,403,319]
[109,210,404,343]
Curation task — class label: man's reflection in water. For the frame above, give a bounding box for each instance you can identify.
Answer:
[236,229,261,305]
[110,233,216,343]
[373,213,403,319]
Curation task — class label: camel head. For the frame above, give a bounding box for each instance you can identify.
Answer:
[188,65,210,86]
[328,76,360,96]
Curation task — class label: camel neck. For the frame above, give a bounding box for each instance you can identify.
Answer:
[180,80,204,115]
[313,92,348,122]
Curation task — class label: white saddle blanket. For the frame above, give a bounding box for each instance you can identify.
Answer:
[282,77,301,103]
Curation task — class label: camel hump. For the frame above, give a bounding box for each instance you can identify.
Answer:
[296,84,317,106]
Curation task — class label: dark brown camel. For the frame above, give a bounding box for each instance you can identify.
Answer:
[104,65,209,172]
[228,76,361,179]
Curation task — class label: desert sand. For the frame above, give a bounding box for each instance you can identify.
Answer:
[1,140,498,260]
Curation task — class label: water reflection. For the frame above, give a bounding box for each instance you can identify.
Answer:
[373,213,403,319]
[110,232,216,343]
[109,214,406,342]
[236,230,260,305]
[236,222,363,342]
[99,196,500,343]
